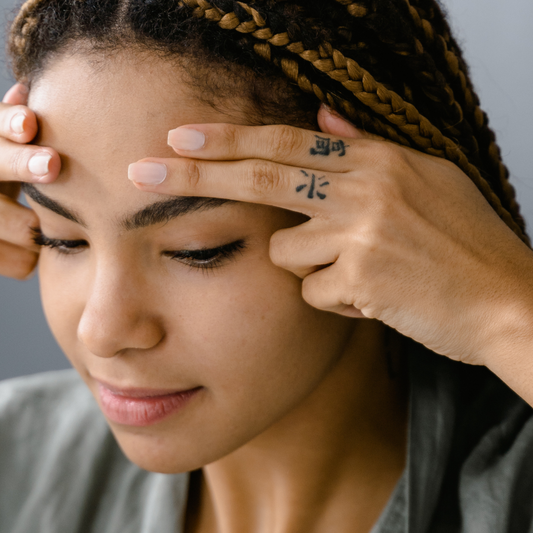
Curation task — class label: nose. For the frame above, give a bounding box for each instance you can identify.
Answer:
[77,263,164,358]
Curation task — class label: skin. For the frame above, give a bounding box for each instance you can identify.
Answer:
[22,51,409,533]
[0,84,59,279]
[1,25,533,533]
[131,86,533,405]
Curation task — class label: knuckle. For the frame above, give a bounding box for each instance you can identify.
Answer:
[221,124,240,154]
[269,233,290,267]
[301,274,330,310]
[268,125,302,160]
[9,148,27,180]
[183,159,202,189]
[377,142,408,167]
[247,161,284,197]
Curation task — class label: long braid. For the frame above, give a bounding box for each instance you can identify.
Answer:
[334,1,467,137]
[178,0,528,245]
[329,3,511,235]
[397,0,526,234]
[178,0,413,146]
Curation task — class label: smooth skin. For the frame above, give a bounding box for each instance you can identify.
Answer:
[129,109,533,406]
[21,52,408,533]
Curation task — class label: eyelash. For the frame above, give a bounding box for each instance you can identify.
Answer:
[163,240,246,270]
[31,228,87,254]
[31,228,246,271]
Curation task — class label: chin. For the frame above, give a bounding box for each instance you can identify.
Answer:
[107,424,231,474]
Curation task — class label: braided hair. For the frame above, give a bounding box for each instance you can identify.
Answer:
[8,0,529,245]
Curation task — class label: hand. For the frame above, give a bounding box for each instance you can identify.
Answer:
[128,106,533,367]
[0,83,60,279]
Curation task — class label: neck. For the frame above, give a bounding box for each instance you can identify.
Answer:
[187,321,409,533]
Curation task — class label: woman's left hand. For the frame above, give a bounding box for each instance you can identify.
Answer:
[128,106,533,370]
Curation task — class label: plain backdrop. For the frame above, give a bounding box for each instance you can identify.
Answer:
[1,0,532,380]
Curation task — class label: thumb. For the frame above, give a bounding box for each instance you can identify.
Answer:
[317,104,375,140]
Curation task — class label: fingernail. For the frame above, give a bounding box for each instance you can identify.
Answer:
[128,162,167,184]
[28,153,52,177]
[168,127,205,151]
[11,113,25,134]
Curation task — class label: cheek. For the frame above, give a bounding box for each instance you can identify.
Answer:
[38,253,88,368]
[37,244,355,473]
[148,255,355,465]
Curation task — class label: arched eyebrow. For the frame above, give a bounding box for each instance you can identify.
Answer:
[22,183,85,226]
[22,183,232,230]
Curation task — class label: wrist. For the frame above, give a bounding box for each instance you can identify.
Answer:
[478,269,533,404]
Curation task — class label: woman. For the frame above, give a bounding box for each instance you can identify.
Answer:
[1,0,533,532]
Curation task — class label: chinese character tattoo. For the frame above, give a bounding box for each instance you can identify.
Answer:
[296,170,330,200]
[310,135,349,157]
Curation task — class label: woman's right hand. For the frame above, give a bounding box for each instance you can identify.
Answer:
[0,83,60,279]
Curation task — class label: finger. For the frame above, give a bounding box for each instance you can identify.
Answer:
[317,104,368,139]
[166,121,357,173]
[0,102,38,144]
[2,84,29,106]
[317,105,387,144]
[0,240,38,280]
[270,221,340,278]
[129,157,339,217]
[0,137,60,183]
[0,195,40,251]
[301,261,366,318]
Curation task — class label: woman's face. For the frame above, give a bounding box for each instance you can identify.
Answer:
[27,52,356,473]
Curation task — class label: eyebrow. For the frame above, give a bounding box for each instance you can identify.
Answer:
[22,183,231,230]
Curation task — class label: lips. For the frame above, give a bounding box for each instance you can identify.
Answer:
[96,381,201,427]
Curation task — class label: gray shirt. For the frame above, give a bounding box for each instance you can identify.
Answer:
[2,341,533,532]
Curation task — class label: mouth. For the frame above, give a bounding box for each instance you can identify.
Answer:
[95,380,202,427]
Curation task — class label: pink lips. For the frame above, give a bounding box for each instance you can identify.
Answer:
[97,381,201,427]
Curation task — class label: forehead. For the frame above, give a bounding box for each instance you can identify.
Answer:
[27,51,249,216]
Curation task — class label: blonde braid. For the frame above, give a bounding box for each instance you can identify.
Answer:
[9,0,44,62]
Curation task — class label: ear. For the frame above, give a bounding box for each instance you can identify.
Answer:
[317,104,367,139]
[2,83,29,105]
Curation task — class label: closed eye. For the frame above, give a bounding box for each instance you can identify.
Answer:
[163,240,246,271]
[32,227,247,270]
[31,227,87,254]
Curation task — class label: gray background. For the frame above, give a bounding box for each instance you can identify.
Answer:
[1,0,532,380]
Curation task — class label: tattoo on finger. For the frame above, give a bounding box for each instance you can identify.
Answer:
[296,170,330,200]
[310,135,349,157]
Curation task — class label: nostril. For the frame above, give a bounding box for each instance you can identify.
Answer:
[77,306,165,359]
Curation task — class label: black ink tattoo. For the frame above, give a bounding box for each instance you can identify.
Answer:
[296,170,330,199]
[310,135,349,157]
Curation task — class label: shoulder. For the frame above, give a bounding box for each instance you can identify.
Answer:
[0,371,188,532]
[421,352,533,532]
[456,366,533,531]
[0,369,106,449]
[0,368,99,418]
